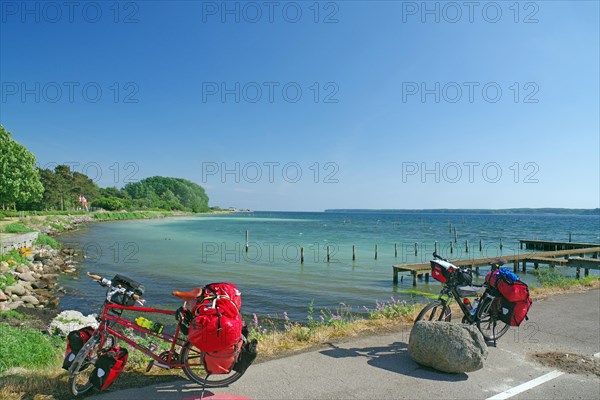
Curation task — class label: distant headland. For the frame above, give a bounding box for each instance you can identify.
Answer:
[324,208,600,215]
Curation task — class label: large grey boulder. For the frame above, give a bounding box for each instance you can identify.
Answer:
[409,321,487,373]
[4,284,27,296]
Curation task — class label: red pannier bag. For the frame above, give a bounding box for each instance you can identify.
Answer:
[90,347,128,391]
[62,326,95,370]
[499,298,533,326]
[188,283,243,353]
[486,269,530,302]
[203,338,244,375]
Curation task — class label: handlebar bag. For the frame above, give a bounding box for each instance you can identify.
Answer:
[109,275,145,305]
[62,326,95,370]
[90,346,129,391]
[430,260,454,283]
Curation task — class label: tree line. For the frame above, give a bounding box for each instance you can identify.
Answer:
[0,125,209,212]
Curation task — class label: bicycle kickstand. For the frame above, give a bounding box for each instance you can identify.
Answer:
[199,373,211,400]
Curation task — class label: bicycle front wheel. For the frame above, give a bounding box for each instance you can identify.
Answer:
[68,335,101,396]
[415,300,451,322]
[477,297,510,341]
[180,341,243,388]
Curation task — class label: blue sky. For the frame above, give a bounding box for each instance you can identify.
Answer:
[1,1,598,211]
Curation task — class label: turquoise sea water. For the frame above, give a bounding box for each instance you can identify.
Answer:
[58,211,600,320]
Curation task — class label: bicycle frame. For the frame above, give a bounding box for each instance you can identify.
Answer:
[96,302,200,369]
[436,283,489,324]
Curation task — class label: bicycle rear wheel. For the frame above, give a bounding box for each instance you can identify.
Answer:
[180,341,243,388]
[415,300,451,322]
[477,297,510,341]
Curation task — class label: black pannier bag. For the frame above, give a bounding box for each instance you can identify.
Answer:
[457,268,473,286]
[62,326,95,370]
[109,274,145,306]
[233,326,258,374]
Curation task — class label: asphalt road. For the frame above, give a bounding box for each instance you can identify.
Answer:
[89,289,600,400]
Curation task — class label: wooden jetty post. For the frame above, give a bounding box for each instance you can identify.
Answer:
[300,247,304,264]
[375,244,378,260]
[394,243,397,258]
[454,227,457,243]
[245,229,249,253]
[414,243,418,256]
[450,241,453,254]
[569,232,572,243]
[352,245,356,261]
[500,238,503,251]
[327,245,330,262]
[513,259,519,273]
[449,222,452,233]
[434,241,438,253]
[465,240,469,253]
[479,239,482,252]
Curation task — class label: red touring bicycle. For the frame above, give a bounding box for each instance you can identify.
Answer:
[67,272,247,396]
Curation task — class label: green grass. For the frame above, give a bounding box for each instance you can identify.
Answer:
[0,323,63,374]
[399,289,441,300]
[0,310,30,321]
[0,249,29,265]
[3,223,34,233]
[34,234,61,250]
[48,223,66,231]
[1,210,88,217]
[532,269,600,289]
[0,274,17,291]
[92,211,172,221]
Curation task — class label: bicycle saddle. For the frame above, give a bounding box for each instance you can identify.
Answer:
[172,287,203,301]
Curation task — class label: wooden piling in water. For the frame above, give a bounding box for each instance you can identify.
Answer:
[479,239,482,252]
[434,241,438,254]
[327,245,330,262]
[454,227,457,243]
[569,232,572,243]
[500,239,503,251]
[414,243,418,256]
[394,243,397,258]
[352,245,355,261]
[245,229,249,253]
[300,247,304,264]
[465,240,469,253]
[375,244,378,260]
[450,241,453,254]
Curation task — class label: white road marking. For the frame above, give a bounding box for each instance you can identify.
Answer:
[485,370,564,400]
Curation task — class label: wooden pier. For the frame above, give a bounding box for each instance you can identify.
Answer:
[393,245,600,286]
[519,239,600,251]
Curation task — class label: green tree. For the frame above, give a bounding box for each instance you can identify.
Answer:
[124,176,209,212]
[0,125,43,210]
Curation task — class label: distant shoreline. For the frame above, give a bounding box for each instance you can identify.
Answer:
[323,208,600,216]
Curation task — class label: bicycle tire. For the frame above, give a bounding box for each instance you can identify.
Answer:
[476,297,510,341]
[180,340,244,388]
[68,335,101,396]
[415,300,452,322]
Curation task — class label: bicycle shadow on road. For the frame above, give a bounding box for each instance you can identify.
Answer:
[319,341,468,382]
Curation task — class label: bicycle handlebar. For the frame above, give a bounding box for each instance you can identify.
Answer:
[432,252,448,262]
[86,272,145,305]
